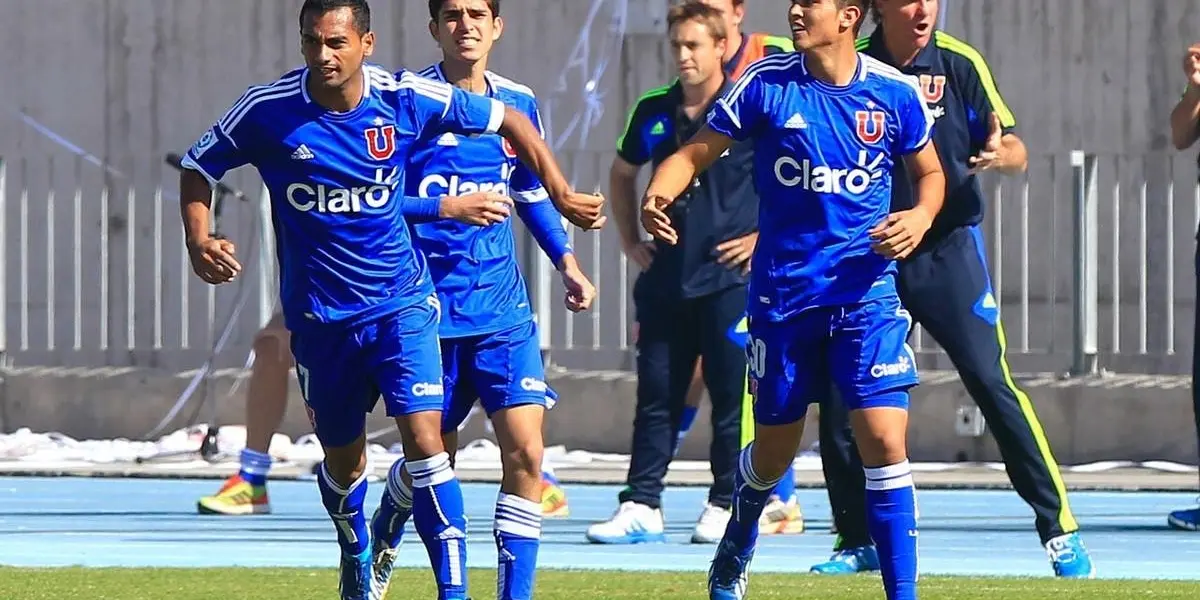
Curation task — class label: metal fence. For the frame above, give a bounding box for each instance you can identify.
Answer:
[1,150,1198,376]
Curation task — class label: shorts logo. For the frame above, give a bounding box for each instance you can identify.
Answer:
[365,122,397,161]
[520,377,547,393]
[870,356,912,378]
[854,110,886,145]
[411,382,444,397]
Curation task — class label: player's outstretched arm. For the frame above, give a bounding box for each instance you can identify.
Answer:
[870,142,946,260]
[403,192,513,227]
[641,126,734,245]
[496,106,606,231]
[179,169,242,285]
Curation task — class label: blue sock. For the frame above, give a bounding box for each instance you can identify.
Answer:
[865,460,919,600]
[409,453,469,600]
[724,444,779,550]
[673,405,700,456]
[316,462,370,556]
[494,492,542,600]
[371,458,413,549]
[772,462,795,501]
[238,448,272,486]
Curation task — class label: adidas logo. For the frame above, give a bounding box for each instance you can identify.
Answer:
[436,132,459,147]
[783,113,807,129]
[291,144,315,160]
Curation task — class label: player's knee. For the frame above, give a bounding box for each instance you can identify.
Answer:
[501,435,543,482]
[252,330,291,370]
[394,412,447,459]
[849,398,909,467]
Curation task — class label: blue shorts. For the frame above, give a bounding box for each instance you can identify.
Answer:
[290,298,445,448]
[440,319,553,433]
[748,295,918,426]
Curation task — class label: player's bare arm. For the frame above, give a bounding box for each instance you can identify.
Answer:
[437,191,514,226]
[641,125,734,245]
[1170,43,1200,150]
[871,141,946,260]
[968,113,1028,175]
[179,169,242,285]
[609,156,655,269]
[497,106,607,230]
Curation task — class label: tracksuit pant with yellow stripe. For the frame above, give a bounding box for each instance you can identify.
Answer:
[819,225,1080,547]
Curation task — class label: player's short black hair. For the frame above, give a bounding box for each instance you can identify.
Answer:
[428,0,501,21]
[299,0,371,35]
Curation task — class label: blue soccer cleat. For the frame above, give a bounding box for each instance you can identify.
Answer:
[1168,504,1200,531]
[339,547,374,600]
[708,539,754,600]
[1045,532,1096,578]
[809,545,881,574]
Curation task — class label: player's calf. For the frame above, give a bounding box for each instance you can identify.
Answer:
[850,399,918,600]
[492,404,547,600]
[395,411,469,600]
[317,437,373,600]
[369,458,412,600]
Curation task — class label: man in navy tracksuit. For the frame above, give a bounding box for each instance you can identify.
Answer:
[812,0,1095,579]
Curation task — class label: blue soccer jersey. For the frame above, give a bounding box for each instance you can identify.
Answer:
[706,52,934,323]
[181,64,506,332]
[405,64,570,338]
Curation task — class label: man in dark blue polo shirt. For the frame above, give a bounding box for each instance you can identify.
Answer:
[1167,40,1200,531]
[586,1,766,546]
[810,0,1096,578]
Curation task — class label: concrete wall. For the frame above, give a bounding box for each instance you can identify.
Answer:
[1,365,1194,465]
[0,0,1199,374]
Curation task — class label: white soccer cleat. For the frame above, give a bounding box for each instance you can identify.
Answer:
[585,501,667,544]
[691,503,733,544]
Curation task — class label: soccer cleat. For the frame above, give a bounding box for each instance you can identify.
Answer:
[585,501,666,544]
[708,538,754,600]
[1168,503,1200,531]
[1046,532,1096,578]
[691,503,733,544]
[540,471,570,518]
[809,545,880,574]
[758,494,805,535]
[196,474,270,515]
[339,547,374,600]
[368,536,400,600]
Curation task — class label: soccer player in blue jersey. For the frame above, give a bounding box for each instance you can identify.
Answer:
[641,1,944,598]
[363,2,595,599]
[178,2,603,599]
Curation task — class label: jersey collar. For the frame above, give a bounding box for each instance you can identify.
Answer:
[431,62,496,97]
[799,52,867,93]
[863,27,938,71]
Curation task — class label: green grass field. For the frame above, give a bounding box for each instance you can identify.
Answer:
[3,567,1200,599]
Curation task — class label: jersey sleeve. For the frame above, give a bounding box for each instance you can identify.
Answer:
[400,72,505,140]
[893,76,936,156]
[709,69,767,142]
[950,47,1018,143]
[179,90,256,186]
[509,97,550,203]
[615,94,656,166]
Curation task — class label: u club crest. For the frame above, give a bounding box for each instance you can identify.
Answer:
[854,110,886,145]
[364,123,397,161]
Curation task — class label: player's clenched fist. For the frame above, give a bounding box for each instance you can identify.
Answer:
[440,191,513,227]
[640,193,678,245]
[869,206,934,261]
[188,237,242,285]
[556,191,607,230]
[1184,44,1200,88]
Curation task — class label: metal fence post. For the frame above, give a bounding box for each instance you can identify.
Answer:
[256,183,275,328]
[1070,150,1099,376]
[0,156,6,356]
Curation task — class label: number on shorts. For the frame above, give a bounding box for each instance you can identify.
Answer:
[746,336,767,379]
[295,362,311,404]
